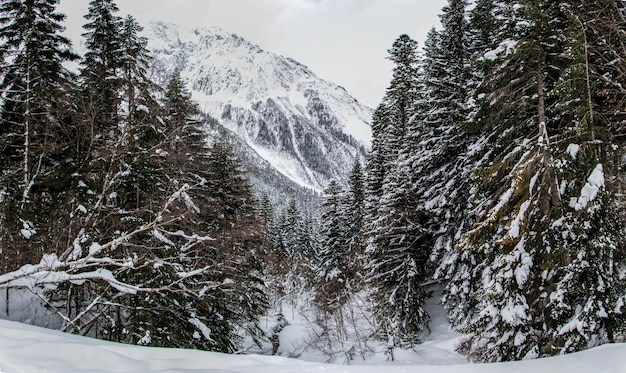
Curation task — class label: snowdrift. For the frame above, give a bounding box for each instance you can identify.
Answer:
[0,319,624,373]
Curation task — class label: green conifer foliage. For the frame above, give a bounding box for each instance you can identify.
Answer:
[367,159,432,347]
[316,180,349,312]
[0,0,77,270]
[80,0,123,135]
[455,0,626,361]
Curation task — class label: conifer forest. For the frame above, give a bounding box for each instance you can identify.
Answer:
[1,0,626,364]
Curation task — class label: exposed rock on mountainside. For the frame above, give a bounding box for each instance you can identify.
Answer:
[146,21,372,192]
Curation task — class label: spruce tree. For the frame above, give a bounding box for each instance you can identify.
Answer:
[393,0,486,332]
[80,0,123,138]
[365,35,419,205]
[385,34,420,137]
[315,180,348,312]
[119,15,157,127]
[367,156,432,347]
[365,33,429,347]
[456,0,626,361]
[345,160,366,288]
[175,136,269,351]
[365,103,393,204]
[0,0,77,270]
[430,0,470,127]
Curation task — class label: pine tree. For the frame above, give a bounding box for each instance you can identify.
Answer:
[385,34,420,137]
[166,136,269,352]
[119,15,158,128]
[365,103,393,203]
[345,160,366,287]
[407,0,484,330]
[317,162,367,308]
[540,0,626,355]
[432,0,470,126]
[543,160,626,355]
[277,199,316,298]
[366,35,419,204]
[468,0,499,63]
[367,157,432,347]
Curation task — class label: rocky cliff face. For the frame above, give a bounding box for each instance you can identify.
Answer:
[146,22,372,192]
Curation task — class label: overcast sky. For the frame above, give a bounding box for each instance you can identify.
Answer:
[58,0,447,108]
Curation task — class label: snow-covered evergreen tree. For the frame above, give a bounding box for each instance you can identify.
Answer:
[456,0,626,361]
[119,15,157,127]
[80,0,123,136]
[345,161,367,288]
[316,180,348,312]
[365,33,432,347]
[365,103,393,206]
[410,0,485,329]
[0,0,77,270]
[367,155,432,347]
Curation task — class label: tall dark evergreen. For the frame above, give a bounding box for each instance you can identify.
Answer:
[345,160,366,285]
[385,0,481,333]
[454,0,626,361]
[367,154,432,347]
[430,0,470,127]
[365,103,392,203]
[80,0,123,137]
[0,0,77,270]
[189,136,270,351]
[385,34,420,138]
[119,15,157,127]
[315,180,348,312]
[316,164,366,311]
[365,34,431,347]
[430,0,498,328]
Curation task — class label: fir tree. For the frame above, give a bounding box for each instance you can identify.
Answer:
[365,103,393,203]
[367,156,432,347]
[316,180,348,312]
[80,0,123,137]
[345,160,367,287]
[411,0,483,330]
[365,33,429,347]
[456,0,626,361]
[119,15,157,127]
[385,34,420,137]
[0,0,77,270]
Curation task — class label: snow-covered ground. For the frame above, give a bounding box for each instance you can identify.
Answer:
[1,286,625,372]
[0,318,625,373]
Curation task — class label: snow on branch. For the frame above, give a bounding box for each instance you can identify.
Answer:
[0,184,213,297]
[572,164,605,211]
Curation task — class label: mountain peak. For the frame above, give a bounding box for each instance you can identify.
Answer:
[146,21,372,191]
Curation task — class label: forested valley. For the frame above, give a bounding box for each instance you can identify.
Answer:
[1,0,626,364]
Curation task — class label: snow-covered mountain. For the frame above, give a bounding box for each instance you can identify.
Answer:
[146,22,373,192]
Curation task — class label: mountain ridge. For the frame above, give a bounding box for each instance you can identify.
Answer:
[145,21,372,192]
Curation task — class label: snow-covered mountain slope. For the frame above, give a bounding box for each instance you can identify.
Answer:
[146,21,373,191]
[0,319,625,373]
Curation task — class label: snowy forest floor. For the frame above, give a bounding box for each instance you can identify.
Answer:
[0,288,625,372]
[258,286,467,366]
[0,317,625,372]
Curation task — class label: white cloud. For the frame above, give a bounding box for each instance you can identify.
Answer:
[58,0,446,108]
